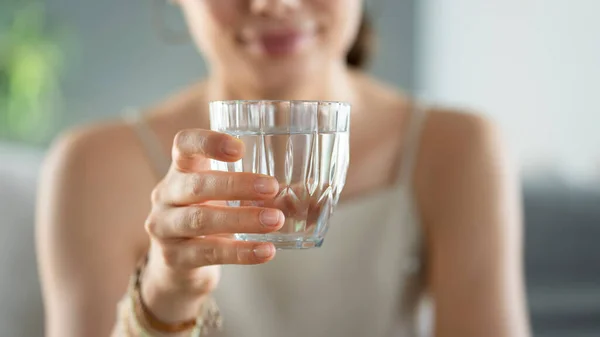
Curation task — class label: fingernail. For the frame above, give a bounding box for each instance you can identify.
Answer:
[253,244,274,259]
[221,139,242,156]
[254,177,278,194]
[260,209,281,227]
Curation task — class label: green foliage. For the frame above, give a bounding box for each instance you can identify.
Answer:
[0,1,73,144]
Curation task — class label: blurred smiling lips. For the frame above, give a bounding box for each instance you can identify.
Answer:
[241,22,317,57]
[259,31,309,56]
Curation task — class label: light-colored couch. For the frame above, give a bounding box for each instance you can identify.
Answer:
[0,143,45,336]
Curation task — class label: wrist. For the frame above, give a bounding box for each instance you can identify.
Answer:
[141,262,209,324]
[123,252,223,337]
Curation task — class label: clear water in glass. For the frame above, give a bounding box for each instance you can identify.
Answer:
[210,100,350,249]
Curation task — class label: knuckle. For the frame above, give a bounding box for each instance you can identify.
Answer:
[190,208,230,234]
[188,174,208,197]
[200,246,220,265]
[150,187,161,204]
[187,208,206,232]
[212,208,229,228]
[144,213,159,236]
[174,129,187,141]
[235,246,245,264]
[231,209,243,228]
[175,129,207,157]
[174,129,192,150]
[197,133,209,153]
[225,174,237,193]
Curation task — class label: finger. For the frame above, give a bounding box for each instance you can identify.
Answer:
[161,237,276,269]
[161,171,279,205]
[146,205,284,239]
[172,129,245,172]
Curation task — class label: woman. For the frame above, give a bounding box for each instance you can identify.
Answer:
[36,0,530,336]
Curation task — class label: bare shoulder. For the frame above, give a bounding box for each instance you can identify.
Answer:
[47,118,148,173]
[415,105,520,224]
[417,106,510,180]
[422,107,502,158]
[43,117,157,210]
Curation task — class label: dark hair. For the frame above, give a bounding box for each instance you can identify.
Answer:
[346,13,375,69]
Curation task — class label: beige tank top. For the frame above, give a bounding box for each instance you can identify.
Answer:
[127,106,433,337]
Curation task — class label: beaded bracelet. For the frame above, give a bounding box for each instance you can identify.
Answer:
[122,255,223,336]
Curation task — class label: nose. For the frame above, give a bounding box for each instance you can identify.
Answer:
[249,0,300,18]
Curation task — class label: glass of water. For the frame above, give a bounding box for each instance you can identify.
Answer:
[209,100,350,249]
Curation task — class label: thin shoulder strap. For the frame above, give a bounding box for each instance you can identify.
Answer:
[398,102,429,187]
[123,108,171,179]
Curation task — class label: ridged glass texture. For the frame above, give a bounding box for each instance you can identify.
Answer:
[210,100,350,249]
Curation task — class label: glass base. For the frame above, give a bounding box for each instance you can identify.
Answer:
[234,233,324,250]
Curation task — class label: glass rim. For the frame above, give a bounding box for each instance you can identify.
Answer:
[209,99,351,106]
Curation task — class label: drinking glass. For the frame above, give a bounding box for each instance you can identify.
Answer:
[209,100,350,249]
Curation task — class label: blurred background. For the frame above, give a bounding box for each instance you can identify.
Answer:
[0,0,598,336]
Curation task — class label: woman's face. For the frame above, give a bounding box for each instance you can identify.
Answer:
[177,0,363,89]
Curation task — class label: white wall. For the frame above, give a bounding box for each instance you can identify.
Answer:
[417,0,600,184]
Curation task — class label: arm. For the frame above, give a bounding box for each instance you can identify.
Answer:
[416,111,531,337]
[36,125,282,337]
[36,125,156,337]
